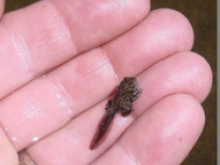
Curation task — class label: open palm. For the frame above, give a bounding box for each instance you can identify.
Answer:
[0,0,212,165]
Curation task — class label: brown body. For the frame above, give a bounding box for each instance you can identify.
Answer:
[90,77,141,150]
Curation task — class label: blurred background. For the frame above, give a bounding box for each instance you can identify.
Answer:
[5,0,216,164]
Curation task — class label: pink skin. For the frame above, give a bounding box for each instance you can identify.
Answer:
[0,0,212,165]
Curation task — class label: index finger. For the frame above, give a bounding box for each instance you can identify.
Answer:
[0,0,149,98]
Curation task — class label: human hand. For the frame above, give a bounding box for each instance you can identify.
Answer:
[0,0,212,165]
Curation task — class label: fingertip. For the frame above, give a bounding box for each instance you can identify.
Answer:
[124,94,205,165]
[186,51,213,102]
[172,51,213,102]
[149,8,194,51]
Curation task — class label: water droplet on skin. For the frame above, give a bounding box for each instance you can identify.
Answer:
[194,69,198,74]
[32,137,39,142]
[57,94,61,99]
[61,102,67,106]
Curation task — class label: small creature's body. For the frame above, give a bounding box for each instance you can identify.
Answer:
[90,77,141,150]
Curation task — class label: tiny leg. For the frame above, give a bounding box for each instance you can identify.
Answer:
[105,100,112,110]
[121,108,132,116]
[131,89,141,101]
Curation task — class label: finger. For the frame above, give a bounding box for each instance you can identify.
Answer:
[0,127,18,165]
[91,94,205,165]
[25,51,211,164]
[0,0,149,99]
[102,9,194,77]
[137,51,212,104]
